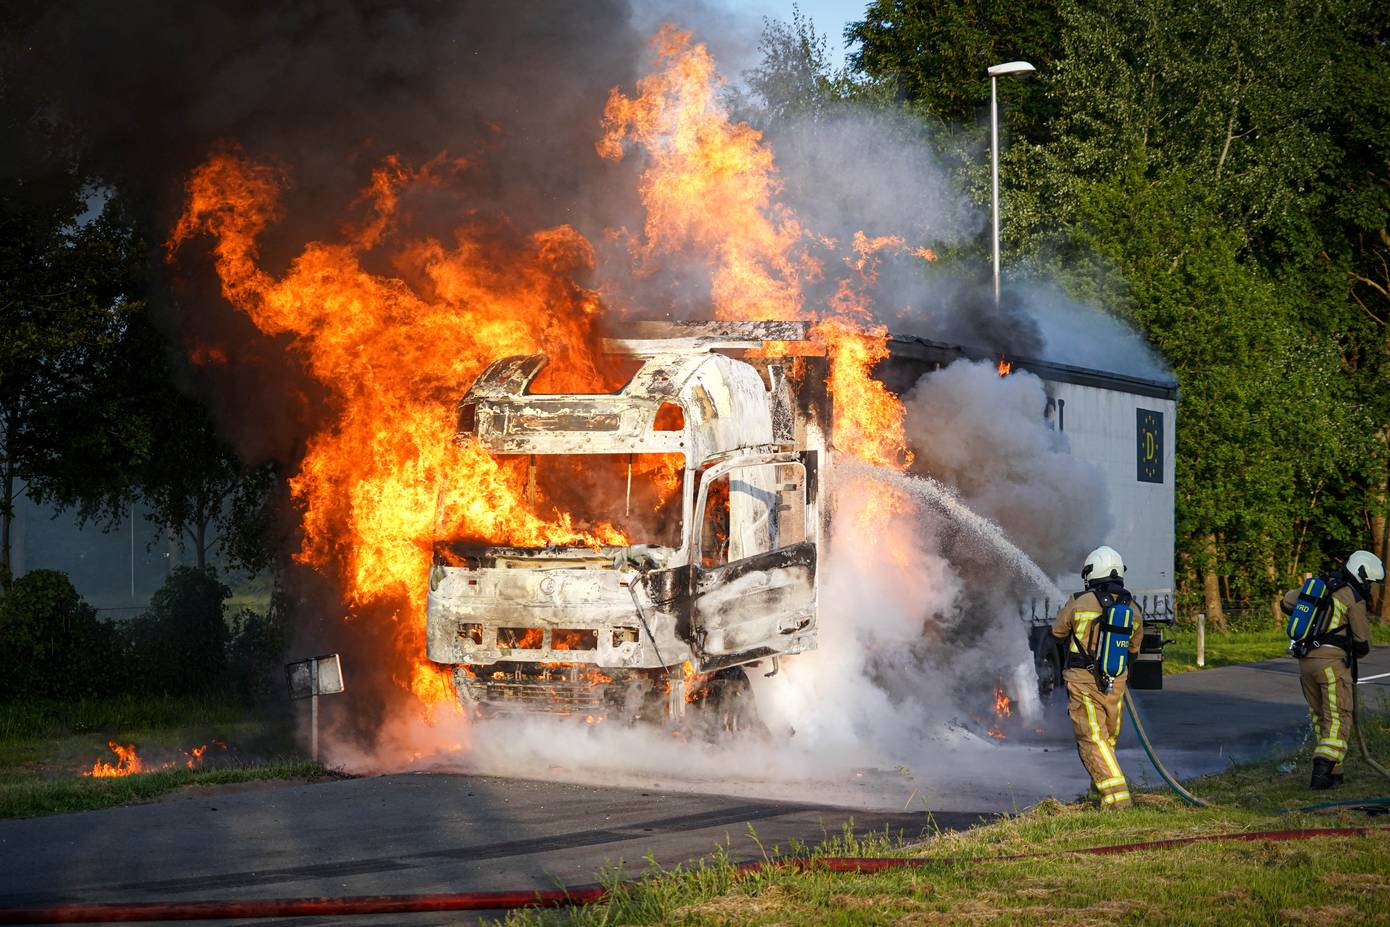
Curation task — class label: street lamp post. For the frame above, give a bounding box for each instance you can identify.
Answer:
[988,60,1036,307]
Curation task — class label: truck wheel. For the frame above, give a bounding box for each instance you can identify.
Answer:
[685,667,766,740]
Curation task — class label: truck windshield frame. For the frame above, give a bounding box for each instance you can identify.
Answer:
[436,451,686,553]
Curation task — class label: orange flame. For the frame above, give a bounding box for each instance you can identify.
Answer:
[987,687,1013,740]
[83,741,226,777]
[994,687,1013,718]
[997,357,1013,377]
[598,26,812,323]
[600,27,914,476]
[169,148,629,712]
[170,26,933,724]
[84,741,144,778]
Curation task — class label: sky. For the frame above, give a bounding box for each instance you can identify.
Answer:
[751,0,865,72]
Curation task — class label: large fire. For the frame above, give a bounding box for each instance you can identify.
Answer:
[169,25,923,722]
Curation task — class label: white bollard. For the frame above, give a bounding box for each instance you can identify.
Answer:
[1197,612,1206,668]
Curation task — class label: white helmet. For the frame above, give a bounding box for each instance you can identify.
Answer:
[1082,545,1125,585]
[1346,550,1385,585]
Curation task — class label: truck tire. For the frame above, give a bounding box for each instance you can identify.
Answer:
[684,667,766,740]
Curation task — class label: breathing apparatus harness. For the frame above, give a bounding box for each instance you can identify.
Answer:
[1285,570,1366,659]
[1065,580,1136,694]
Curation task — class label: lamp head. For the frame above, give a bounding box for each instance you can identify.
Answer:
[987,61,1037,78]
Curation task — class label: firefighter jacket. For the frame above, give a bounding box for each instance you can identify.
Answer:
[1280,580,1371,664]
[1050,586,1145,667]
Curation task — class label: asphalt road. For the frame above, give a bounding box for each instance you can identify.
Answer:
[0,775,976,926]
[2,648,1387,925]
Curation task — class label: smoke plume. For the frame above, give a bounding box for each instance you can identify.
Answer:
[904,361,1110,579]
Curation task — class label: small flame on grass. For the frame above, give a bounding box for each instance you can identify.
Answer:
[82,740,227,778]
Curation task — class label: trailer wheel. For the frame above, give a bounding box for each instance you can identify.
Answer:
[1034,643,1061,704]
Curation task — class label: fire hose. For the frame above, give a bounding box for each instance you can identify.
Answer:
[0,827,1381,924]
[1351,651,1390,784]
[1121,689,1209,807]
[1124,645,1390,808]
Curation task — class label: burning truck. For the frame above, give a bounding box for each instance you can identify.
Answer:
[425,321,1178,724]
[426,321,828,728]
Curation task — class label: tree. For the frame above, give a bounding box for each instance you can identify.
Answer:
[0,4,157,585]
[1027,0,1384,612]
[3,7,282,582]
[138,387,279,572]
[846,0,1064,138]
[0,186,146,585]
[741,7,863,125]
[843,0,1389,615]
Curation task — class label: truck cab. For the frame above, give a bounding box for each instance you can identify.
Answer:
[425,321,829,722]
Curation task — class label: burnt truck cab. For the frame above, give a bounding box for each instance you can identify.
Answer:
[425,321,829,721]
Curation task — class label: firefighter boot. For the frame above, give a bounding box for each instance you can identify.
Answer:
[1310,757,1337,790]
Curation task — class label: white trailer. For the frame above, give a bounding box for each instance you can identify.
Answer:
[882,336,1178,691]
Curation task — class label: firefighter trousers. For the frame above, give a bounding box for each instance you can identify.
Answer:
[1299,654,1352,771]
[1063,667,1131,807]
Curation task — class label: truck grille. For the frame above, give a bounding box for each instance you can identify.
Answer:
[454,663,628,715]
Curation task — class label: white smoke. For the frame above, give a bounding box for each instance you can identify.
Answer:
[903,360,1111,579]
[1020,282,1171,380]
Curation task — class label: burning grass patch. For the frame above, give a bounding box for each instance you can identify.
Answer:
[0,693,335,818]
[0,760,341,818]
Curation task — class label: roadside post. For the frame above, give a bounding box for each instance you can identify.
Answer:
[1196,613,1205,668]
[286,654,345,762]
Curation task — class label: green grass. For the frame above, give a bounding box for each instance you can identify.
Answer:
[0,760,337,818]
[0,693,334,818]
[0,695,254,740]
[494,702,1390,926]
[1163,625,1291,673]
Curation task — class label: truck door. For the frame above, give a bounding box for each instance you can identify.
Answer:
[690,455,816,657]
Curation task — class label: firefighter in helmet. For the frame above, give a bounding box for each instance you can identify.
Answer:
[1051,545,1144,808]
[1280,550,1381,789]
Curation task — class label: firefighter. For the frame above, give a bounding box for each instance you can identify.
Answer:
[1280,550,1381,789]
[1051,545,1144,808]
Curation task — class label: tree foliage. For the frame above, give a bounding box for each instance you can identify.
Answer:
[122,566,231,695]
[2,4,281,582]
[0,569,115,699]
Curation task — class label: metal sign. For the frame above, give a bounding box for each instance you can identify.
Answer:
[286,654,345,700]
[1136,409,1164,483]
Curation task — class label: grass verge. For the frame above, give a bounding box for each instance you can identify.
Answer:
[0,760,337,818]
[1163,625,1291,673]
[0,695,254,740]
[0,694,329,818]
[495,703,1390,926]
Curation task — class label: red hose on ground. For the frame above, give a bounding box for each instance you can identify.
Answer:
[2,827,1381,924]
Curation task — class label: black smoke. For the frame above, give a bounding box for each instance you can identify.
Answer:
[7,0,657,738]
